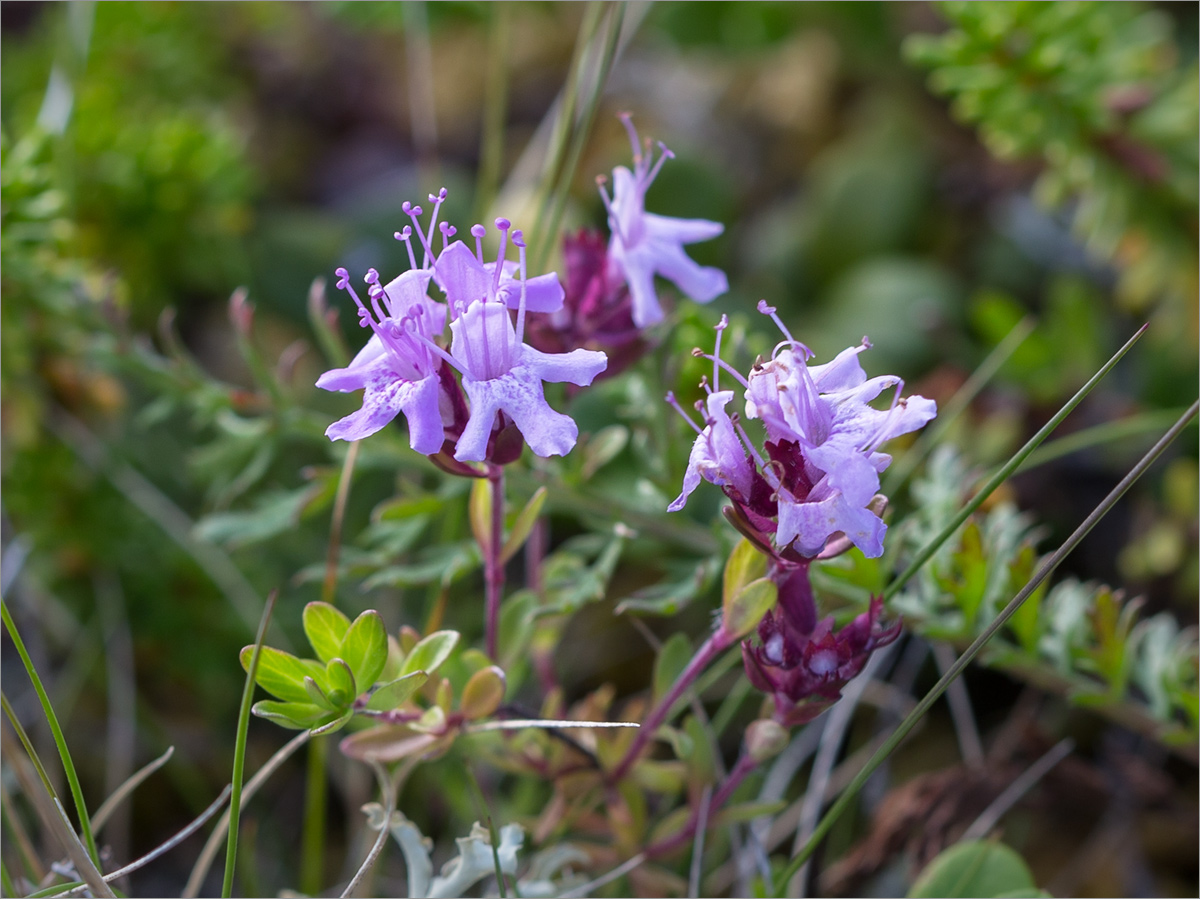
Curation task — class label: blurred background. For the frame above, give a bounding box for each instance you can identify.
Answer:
[1,2,1196,896]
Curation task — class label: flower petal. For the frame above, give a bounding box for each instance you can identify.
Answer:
[643,212,724,245]
[648,238,728,303]
[317,343,386,391]
[434,240,491,310]
[495,270,565,313]
[457,369,580,461]
[516,345,608,386]
[325,368,440,448]
[777,493,887,559]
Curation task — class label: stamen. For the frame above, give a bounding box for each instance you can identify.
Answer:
[367,282,390,324]
[513,230,528,345]
[394,226,418,271]
[334,267,407,360]
[492,217,511,291]
[712,314,729,391]
[423,188,448,268]
[665,392,703,435]
[439,221,456,253]
[404,202,439,269]
[642,140,675,189]
[618,112,641,165]
[694,352,751,390]
[757,300,798,347]
[471,223,486,264]
[405,318,465,376]
[596,175,623,243]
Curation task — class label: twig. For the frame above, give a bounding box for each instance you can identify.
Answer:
[789,646,894,898]
[688,786,713,899]
[340,762,399,899]
[961,738,1074,841]
[557,852,646,898]
[91,746,175,833]
[931,641,985,768]
[182,732,310,897]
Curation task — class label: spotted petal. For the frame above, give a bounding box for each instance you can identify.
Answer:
[455,368,580,462]
[324,362,443,453]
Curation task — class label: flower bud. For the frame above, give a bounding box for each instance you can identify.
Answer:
[746,719,789,763]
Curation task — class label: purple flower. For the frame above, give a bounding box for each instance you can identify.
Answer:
[316,267,447,453]
[599,115,728,328]
[666,305,936,560]
[317,192,607,464]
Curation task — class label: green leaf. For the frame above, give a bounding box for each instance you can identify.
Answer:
[908,841,1039,898]
[722,577,778,641]
[366,671,429,712]
[339,610,388,693]
[500,487,547,563]
[239,645,326,705]
[723,537,769,605]
[325,658,356,706]
[615,559,716,617]
[653,633,693,704]
[251,700,332,730]
[713,799,787,827]
[309,709,354,737]
[460,666,506,720]
[303,676,335,710]
[400,630,460,678]
[302,602,351,664]
[581,425,629,479]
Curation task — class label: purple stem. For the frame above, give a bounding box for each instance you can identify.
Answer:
[644,750,759,859]
[485,467,505,660]
[608,628,733,785]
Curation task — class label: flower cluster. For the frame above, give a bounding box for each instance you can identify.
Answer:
[743,565,901,726]
[668,302,937,560]
[317,191,608,465]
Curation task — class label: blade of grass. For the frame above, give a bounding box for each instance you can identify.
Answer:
[41,786,233,899]
[1,860,16,898]
[1,777,46,884]
[299,736,329,897]
[464,765,512,899]
[220,590,278,899]
[883,315,1035,494]
[182,730,310,898]
[1,600,100,866]
[1012,407,1188,474]
[475,1,513,219]
[532,1,627,274]
[772,398,1198,896]
[882,323,1148,603]
[2,691,58,798]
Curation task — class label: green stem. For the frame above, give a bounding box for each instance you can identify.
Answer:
[882,323,1148,603]
[298,735,329,896]
[221,591,278,899]
[772,399,1198,896]
[0,600,100,866]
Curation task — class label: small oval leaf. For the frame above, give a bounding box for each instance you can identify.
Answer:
[908,840,1040,898]
[460,666,506,720]
[309,709,354,737]
[366,671,429,712]
[400,630,460,678]
[722,577,778,641]
[240,645,326,704]
[303,602,351,664]
[723,537,769,606]
[339,610,388,692]
[252,700,329,729]
[325,658,356,706]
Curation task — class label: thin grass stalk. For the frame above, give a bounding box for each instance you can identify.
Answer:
[883,315,1035,494]
[220,590,278,899]
[533,1,627,274]
[464,765,508,899]
[527,2,605,268]
[1,778,47,884]
[299,736,329,897]
[475,2,512,219]
[882,323,1148,603]
[771,399,1199,896]
[1,860,16,898]
[0,600,100,866]
[183,730,310,897]
[1,691,58,797]
[1013,407,1189,474]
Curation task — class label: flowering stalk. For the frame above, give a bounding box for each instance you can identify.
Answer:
[607,627,735,785]
[485,465,505,661]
